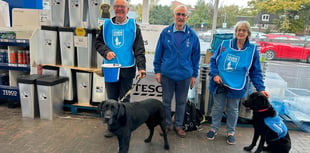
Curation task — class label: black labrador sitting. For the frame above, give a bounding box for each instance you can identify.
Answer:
[243,92,291,153]
[97,98,169,153]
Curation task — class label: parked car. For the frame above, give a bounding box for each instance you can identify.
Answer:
[198,29,234,42]
[300,36,310,41]
[251,31,266,39]
[216,28,234,34]
[256,34,310,63]
[198,30,213,42]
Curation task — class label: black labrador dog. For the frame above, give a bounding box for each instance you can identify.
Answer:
[243,92,291,153]
[97,98,169,153]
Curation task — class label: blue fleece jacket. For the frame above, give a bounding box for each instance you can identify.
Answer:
[208,38,265,98]
[153,24,200,80]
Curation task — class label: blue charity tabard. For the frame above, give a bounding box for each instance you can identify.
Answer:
[103,18,136,67]
[217,40,255,90]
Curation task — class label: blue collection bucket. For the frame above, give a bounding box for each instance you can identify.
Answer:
[102,63,121,83]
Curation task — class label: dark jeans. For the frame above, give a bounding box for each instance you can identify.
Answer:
[104,67,136,102]
[105,77,133,102]
[161,75,191,128]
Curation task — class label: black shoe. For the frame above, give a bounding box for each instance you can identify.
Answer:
[226,135,236,145]
[104,130,114,138]
[206,130,217,140]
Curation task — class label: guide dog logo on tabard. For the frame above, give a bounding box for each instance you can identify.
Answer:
[112,29,124,48]
[223,53,240,71]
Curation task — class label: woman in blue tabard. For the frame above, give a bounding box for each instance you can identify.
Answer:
[206,21,270,145]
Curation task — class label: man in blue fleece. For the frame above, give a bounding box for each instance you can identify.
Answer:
[153,5,200,138]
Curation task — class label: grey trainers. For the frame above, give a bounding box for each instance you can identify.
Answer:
[206,130,217,140]
[104,130,114,138]
[227,135,236,145]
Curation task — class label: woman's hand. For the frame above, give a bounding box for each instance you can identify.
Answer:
[260,91,270,98]
[213,75,222,84]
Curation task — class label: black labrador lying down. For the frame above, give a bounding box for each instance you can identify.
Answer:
[97,98,169,153]
[243,92,291,153]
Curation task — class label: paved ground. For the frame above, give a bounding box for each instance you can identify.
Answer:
[0,102,310,153]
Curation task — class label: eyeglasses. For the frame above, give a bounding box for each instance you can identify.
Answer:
[175,13,187,17]
[237,29,248,32]
[114,5,126,9]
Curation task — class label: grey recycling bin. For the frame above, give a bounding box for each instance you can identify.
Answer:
[87,0,101,29]
[50,0,69,27]
[69,0,84,27]
[59,27,75,66]
[42,66,59,76]
[76,71,92,104]
[36,76,68,120]
[76,29,97,68]
[40,26,58,65]
[59,67,74,102]
[92,72,105,104]
[18,74,42,119]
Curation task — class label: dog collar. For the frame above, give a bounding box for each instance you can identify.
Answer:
[256,108,269,112]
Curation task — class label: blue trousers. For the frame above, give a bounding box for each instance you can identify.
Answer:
[161,75,190,128]
[211,92,240,135]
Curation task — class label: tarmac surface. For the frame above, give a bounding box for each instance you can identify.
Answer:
[1,102,310,153]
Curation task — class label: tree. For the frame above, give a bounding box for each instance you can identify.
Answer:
[187,0,212,29]
[135,4,143,22]
[149,5,173,25]
[217,5,243,29]
[188,0,255,30]
[249,0,310,33]
[133,0,163,23]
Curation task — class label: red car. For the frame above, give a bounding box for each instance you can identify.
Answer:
[256,34,310,63]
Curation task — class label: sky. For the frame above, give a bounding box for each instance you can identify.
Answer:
[130,0,250,7]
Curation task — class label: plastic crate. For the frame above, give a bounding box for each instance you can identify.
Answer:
[264,72,287,99]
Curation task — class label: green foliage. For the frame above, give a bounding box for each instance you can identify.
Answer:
[279,15,290,32]
[149,5,173,25]
[250,0,310,33]
[188,1,255,29]
[300,3,310,25]
[134,4,143,22]
[289,19,305,33]
[250,0,306,13]
[139,0,309,34]
[187,0,211,28]
[217,5,241,28]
